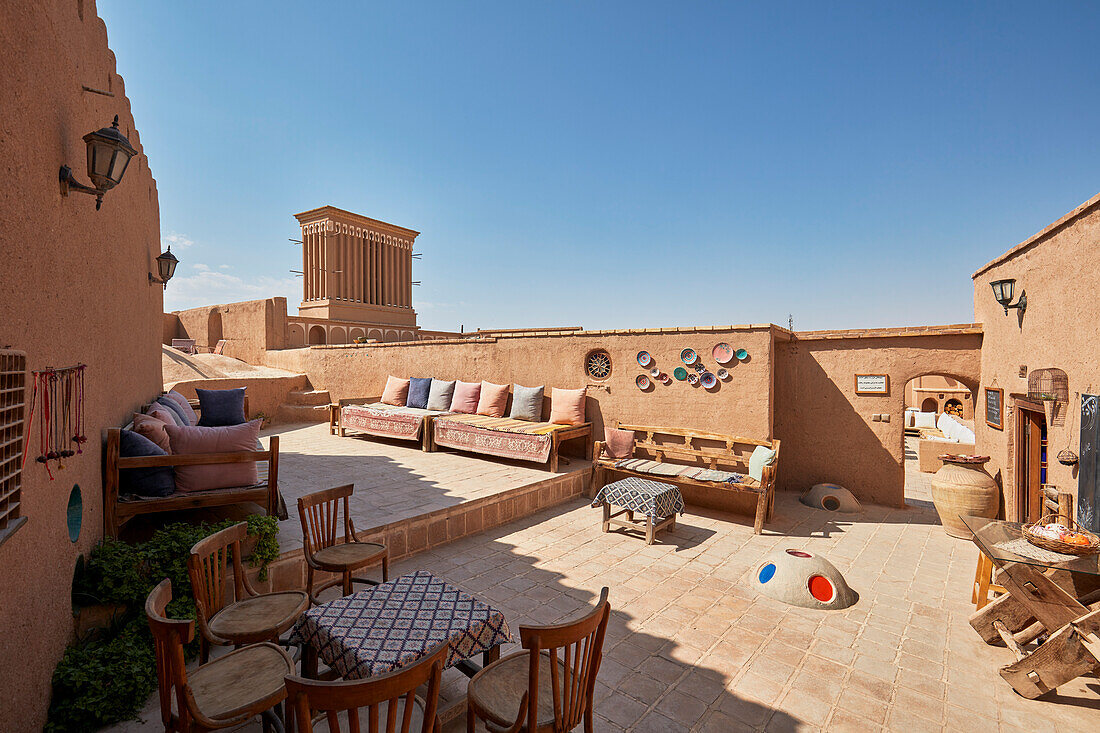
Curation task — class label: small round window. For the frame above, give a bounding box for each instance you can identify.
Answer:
[585,350,612,380]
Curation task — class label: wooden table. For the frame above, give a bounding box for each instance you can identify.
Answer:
[963,515,1100,698]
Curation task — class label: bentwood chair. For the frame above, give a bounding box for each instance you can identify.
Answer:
[467,588,611,733]
[298,484,389,604]
[146,578,294,733]
[188,522,309,663]
[285,641,447,733]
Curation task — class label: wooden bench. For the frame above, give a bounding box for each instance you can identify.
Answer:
[593,421,779,534]
[104,396,280,538]
[328,396,436,451]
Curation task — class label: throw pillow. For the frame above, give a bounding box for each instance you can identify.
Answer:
[603,427,635,459]
[133,411,173,453]
[165,420,262,492]
[549,387,586,425]
[426,379,456,411]
[914,411,937,430]
[381,376,411,407]
[163,390,199,426]
[196,387,247,427]
[118,429,175,497]
[477,381,510,418]
[406,377,432,409]
[154,396,188,427]
[748,445,778,483]
[508,384,544,422]
[450,381,481,414]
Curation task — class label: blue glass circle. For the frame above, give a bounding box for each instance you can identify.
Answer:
[66,484,82,543]
[758,563,776,584]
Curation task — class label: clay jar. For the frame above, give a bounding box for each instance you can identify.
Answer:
[931,456,1000,539]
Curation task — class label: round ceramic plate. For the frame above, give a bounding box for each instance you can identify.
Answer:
[687,373,699,385]
[680,348,698,365]
[637,351,652,367]
[701,372,717,389]
[713,342,734,364]
[659,373,671,384]
[650,367,660,377]
[636,374,651,390]
[717,368,730,380]
[673,367,688,381]
[695,362,706,372]
[735,348,749,360]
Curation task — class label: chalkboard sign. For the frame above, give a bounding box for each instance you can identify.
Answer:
[985,387,1003,430]
[1080,394,1098,533]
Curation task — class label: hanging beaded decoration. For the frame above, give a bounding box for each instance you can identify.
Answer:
[23,364,86,480]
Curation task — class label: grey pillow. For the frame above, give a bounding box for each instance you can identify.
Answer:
[509,384,544,422]
[426,379,456,411]
[153,397,187,427]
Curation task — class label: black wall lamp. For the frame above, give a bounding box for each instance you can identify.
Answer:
[58,115,137,210]
[149,246,179,289]
[990,278,1026,316]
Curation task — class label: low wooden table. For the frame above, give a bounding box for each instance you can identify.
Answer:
[592,477,684,545]
[963,515,1100,699]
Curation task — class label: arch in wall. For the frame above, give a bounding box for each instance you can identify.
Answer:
[400,330,415,341]
[368,328,383,341]
[329,327,347,344]
[208,309,223,345]
[383,329,399,343]
[944,398,964,416]
[287,324,305,348]
[920,397,939,413]
[349,328,365,342]
[308,325,326,345]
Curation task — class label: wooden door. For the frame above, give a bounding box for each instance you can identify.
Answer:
[1016,408,1045,523]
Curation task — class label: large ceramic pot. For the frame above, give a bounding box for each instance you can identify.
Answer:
[930,455,999,539]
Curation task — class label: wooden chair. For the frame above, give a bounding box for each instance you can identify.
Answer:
[299,484,389,604]
[188,522,309,663]
[285,642,447,733]
[145,578,294,732]
[467,588,610,733]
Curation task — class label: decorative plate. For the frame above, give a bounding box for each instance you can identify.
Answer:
[673,367,688,381]
[687,373,699,385]
[680,348,698,365]
[636,374,651,390]
[650,367,660,377]
[717,368,730,380]
[694,362,706,372]
[659,373,671,384]
[701,372,717,389]
[713,342,734,364]
[735,348,749,360]
[637,351,652,367]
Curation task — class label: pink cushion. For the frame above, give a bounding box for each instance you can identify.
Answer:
[164,420,262,492]
[477,381,510,418]
[603,427,635,459]
[450,381,482,414]
[549,388,587,425]
[133,412,172,453]
[381,376,411,406]
[163,390,199,425]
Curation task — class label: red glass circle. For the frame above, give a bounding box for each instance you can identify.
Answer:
[808,575,835,603]
[785,549,812,558]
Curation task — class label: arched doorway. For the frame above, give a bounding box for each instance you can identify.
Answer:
[367,328,382,341]
[308,325,326,345]
[349,328,365,342]
[902,373,977,507]
[287,324,305,347]
[329,327,347,345]
[921,397,938,413]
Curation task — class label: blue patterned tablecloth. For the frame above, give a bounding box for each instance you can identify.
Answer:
[289,570,512,679]
[592,477,685,519]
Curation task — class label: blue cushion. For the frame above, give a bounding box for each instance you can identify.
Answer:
[119,429,174,497]
[407,377,432,409]
[155,396,188,427]
[196,387,246,427]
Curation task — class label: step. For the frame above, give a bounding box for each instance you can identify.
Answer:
[286,389,332,407]
[275,403,330,424]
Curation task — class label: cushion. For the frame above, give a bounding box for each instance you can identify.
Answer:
[118,429,175,497]
[154,396,188,427]
[603,427,635,459]
[196,387,247,427]
[937,413,956,437]
[450,381,481,414]
[509,384,544,422]
[914,411,937,430]
[426,379,456,411]
[163,390,199,426]
[549,388,586,426]
[477,381,510,418]
[406,377,432,409]
[132,411,172,453]
[748,445,778,483]
[381,376,410,407]
[165,420,262,492]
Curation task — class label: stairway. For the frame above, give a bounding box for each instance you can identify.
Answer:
[276,388,332,424]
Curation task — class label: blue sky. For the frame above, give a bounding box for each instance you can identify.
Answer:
[99,1,1100,332]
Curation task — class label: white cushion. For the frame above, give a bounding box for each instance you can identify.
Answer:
[914,412,936,429]
[748,445,778,482]
[957,426,975,444]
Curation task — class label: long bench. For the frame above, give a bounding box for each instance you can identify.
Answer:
[328,396,440,451]
[593,421,779,534]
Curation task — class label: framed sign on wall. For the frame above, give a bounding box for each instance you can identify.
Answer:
[854,374,889,395]
[985,387,1004,430]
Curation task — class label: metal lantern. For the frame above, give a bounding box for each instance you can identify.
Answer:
[150,246,179,289]
[990,278,1026,316]
[59,115,138,210]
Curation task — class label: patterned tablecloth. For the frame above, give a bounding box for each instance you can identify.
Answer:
[288,570,512,680]
[592,477,685,519]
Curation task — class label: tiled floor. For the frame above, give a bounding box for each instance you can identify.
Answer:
[904,435,935,507]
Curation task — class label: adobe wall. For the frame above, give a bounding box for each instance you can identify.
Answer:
[174,297,288,363]
[0,2,163,728]
[972,192,1100,521]
[162,312,182,344]
[166,374,310,422]
[773,327,983,507]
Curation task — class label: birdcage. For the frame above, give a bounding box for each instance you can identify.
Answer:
[1028,368,1069,426]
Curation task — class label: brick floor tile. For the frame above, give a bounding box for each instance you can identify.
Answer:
[617,672,666,704]
[599,692,648,729]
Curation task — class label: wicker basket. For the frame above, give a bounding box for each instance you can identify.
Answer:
[1023,514,1100,556]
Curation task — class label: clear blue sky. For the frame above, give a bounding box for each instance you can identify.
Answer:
[99,1,1100,332]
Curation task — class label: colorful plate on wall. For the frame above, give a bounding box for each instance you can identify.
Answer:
[650,367,661,377]
[717,368,730,380]
[659,373,671,384]
[701,372,717,389]
[687,373,700,385]
[736,348,749,360]
[694,362,706,372]
[636,374,651,390]
[673,367,688,381]
[713,342,734,364]
[637,351,653,367]
[680,348,698,365]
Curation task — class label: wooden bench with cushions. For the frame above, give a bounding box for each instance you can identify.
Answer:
[593,421,780,534]
[104,394,282,538]
[328,396,439,451]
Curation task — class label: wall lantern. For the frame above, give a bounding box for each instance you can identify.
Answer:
[58,115,137,210]
[990,278,1026,316]
[149,246,179,289]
